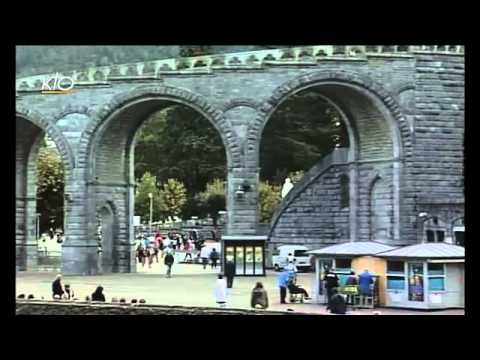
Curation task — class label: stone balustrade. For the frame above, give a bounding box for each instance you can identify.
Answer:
[15,45,465,91]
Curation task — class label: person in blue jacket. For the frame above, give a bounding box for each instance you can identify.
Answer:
[277,270,290,304]
[358,269,374,296]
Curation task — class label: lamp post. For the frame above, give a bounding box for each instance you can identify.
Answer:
[148,192,153,233]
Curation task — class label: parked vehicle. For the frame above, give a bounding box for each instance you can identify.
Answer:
[272,245,312,272]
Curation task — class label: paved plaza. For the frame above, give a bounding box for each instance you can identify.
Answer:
[16,254,464,315]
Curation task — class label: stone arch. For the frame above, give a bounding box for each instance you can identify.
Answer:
[78,84,241,175]
[369,174,394,243]
[16,106,76,171]
[221,98,261,112]
[248,69,411,165]
[261,70,411,246]
[51,104,96,124]
[96,199,118,273]
[16,106,75,271]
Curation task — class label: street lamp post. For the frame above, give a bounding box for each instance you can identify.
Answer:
[148,193,153,233]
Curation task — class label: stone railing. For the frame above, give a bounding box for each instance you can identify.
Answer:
[267,148,349,239]
[16,300,313,315]
[16,45,465,91]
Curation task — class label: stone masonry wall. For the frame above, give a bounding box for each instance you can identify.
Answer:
[413,53,464,201]
[270,165,350,249]
[16,301,306,315]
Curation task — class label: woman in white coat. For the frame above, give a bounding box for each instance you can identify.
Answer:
[214,274,228,308]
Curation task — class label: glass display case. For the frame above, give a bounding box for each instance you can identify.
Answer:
[221,236,266,276]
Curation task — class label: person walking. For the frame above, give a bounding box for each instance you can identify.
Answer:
[200,245,210,270]
[52,274,65,299]
[213,274,228,308]
[209,248,219,269]
[164,251,175,278]
[324,268,339,307]
[137,244,146,267]
[277,269,290,304]
[183,240,193,262]
[224,260,235,288]
[250,282,269,309]
[91,286,106,302]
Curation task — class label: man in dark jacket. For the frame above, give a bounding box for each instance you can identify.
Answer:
[91,286,106,302]
[164,252,175,278]
[224,260,235,288]
[52,274,64,299]
[209,248,219,269]
[324,269,339,306]
[329,289,347,314]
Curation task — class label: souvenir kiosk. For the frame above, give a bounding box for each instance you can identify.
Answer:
[307,242,397,306]
[377,243,464,309]
[221,235,267,276]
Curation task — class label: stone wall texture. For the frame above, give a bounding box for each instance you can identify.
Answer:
[15,301,305,315]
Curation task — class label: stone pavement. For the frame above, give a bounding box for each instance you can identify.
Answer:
[16,260,464,315]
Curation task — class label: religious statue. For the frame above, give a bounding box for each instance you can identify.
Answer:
[281,178,294,199]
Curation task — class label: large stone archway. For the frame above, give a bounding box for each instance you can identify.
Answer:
[248,70,414,249]
[16,107,75,271]
[68,85,240,273]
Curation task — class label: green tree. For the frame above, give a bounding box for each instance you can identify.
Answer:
[159,178,187,221]
[36,145,64,234]
[197,178,226,225]
[257,181,282,223]
[134,172,163,223]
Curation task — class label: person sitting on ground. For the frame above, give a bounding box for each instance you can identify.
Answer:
[52,274,65,299]
[250,282,269,309]
[328,289,347,315]
[91,286,106,302]
[64,284,74,300]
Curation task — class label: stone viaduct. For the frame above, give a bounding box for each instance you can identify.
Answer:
[15,45,465,274]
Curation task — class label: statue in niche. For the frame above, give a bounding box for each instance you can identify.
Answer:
[281,178,294,199]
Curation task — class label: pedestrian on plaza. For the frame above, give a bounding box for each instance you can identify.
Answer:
[164,251,175,278]
[224,260,235,288]
[183,240,193,262]
[214,274,227,308]
[328,289,347,315]
[250,282,269,309]
[137,244,146,267]
[147,246,155,268]
[64,284,74,300]
[324,268,340,307]
[209,248,219,269]
[52,274,65,299]
[287,275,311,300]
[91,286,106,302]
[200,245,210,270]
[358,269,374,296]
[277,269,290,304]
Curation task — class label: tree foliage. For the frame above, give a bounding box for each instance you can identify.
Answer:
[36,145,64,233]
[260,91,348,185]
[197,178,226,225]
[134,172,164,224]
[135,106,226,197]
[257,181,282,224]
[159,179,187,221]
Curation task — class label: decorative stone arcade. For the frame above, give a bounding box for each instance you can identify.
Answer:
[15,45,465,274]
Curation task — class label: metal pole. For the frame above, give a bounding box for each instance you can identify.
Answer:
[149,193,153,234]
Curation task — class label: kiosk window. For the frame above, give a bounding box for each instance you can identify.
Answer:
[408,263,424,301]
[428,263,445,291]
[387,261,405,290]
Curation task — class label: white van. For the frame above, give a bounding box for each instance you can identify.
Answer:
[272,245,312,272]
